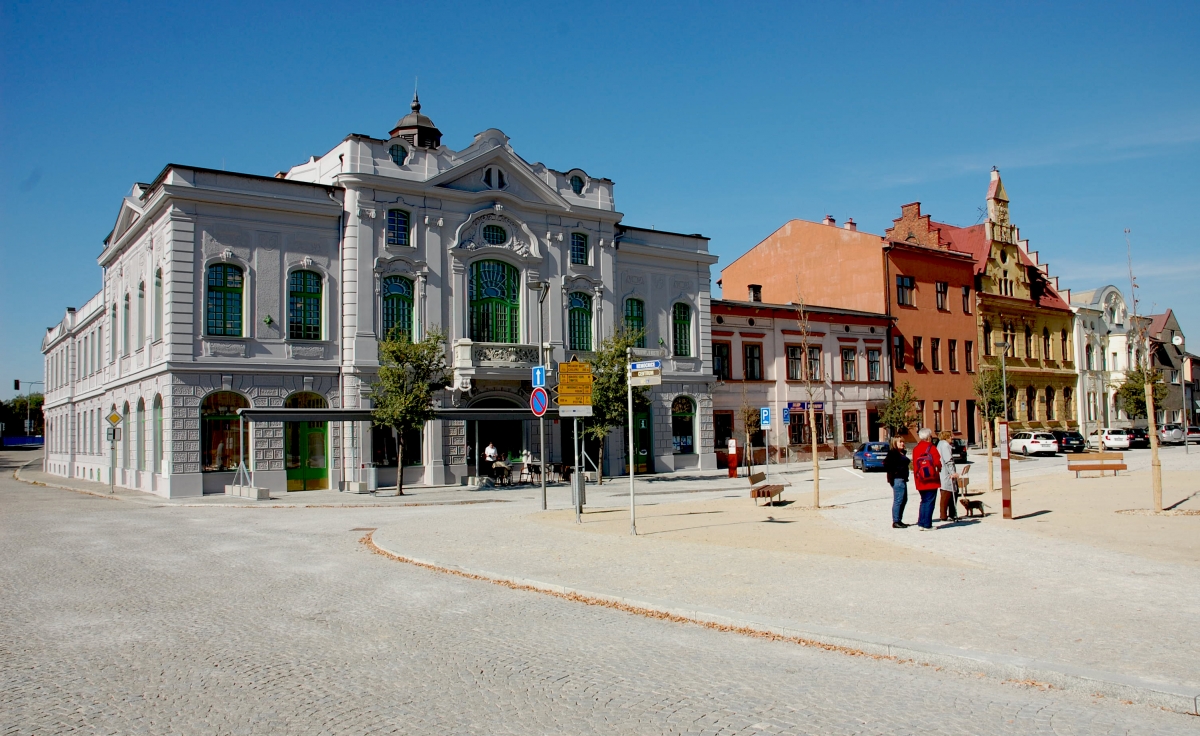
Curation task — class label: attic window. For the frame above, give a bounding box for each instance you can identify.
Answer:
[999,248,1008,264]
[570,175,584,195]
[484,167,507,190]
[389,144,407,166]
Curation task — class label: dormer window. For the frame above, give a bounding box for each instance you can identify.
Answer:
[389,144,407,166]
[483,167,507,190]
[570,175,584,195]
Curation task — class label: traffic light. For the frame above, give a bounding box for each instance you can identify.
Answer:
[13,380,18,391]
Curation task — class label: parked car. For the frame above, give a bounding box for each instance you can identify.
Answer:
[1051,430,1087,453]
[950,438,968,463]
[1158,424,1184,445]
[1087,427,1131,451]
[1127,426,1150,448]
[1009,431,1058,456]
[853,442,891,472]
[1187,426,1200,443]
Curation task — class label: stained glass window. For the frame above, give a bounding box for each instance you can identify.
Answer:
[568,292,592,351]
[387,209,410,247]
[469,260,519,343]
[206,264,243,337]
[381,275,414,341]
[289,270,322,340]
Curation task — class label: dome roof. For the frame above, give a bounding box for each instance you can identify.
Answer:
[389,92,442,149]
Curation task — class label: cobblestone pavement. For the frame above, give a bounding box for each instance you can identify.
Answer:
[3,458,1196,733]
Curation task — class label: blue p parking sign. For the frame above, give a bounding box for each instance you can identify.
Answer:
[782,406,790,425]
[760,407,771,429]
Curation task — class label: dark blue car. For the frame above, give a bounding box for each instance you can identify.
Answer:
[853,442,890,472]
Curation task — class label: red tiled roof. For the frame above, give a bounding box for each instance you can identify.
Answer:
[934,220,1071,311]
[1147,311,1172,337]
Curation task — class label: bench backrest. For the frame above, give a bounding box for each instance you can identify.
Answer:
[1086,452,1125,461]
[749,471,766,485]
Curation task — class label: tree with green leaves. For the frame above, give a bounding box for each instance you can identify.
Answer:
[584,325,651,483]
[878,381,920,439]
[1115,367,1167,420]
[973,369,1005,493]
[370,328,451,495]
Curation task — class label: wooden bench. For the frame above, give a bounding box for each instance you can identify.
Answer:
[1067,452,1127,478]
[749,471,785,506]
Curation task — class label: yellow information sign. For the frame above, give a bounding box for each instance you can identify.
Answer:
[558,361,592,373]
[559,373,594,385]
[557,386,594,397]
[106,411,123,426]
[557,394,594,406]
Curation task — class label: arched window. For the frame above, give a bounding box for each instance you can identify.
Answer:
[482,224,507,245]
[137,281,146,346]
[121,402,130,468]
[671,396,696,455]
[201,392,249,472]
[389,144,407,166]
[1042,327,1051,359]
[122,293,131,355]
[1085,344,1094,370]
[570,233,589,265]
[206,264,244,337]
[387,209,410,247]
[1005,385,1016,420]
[1024,325,1033,358]
[570,175,584,195]
[110,306,117,361]
[983,321,992,355]
[136,398,146,470]
[152,395,163,474]
[1026,386,1037,421]
[469,260,519,343]
[288,270,322,340]
[1061,330,1070,362]
[624,298,646,348]
[381,275,415,341]
[1045,386,1056,421]
[672,303,692,357]
[153,269,163,341]
[567,292,593,351]
[1063,387,1073,419]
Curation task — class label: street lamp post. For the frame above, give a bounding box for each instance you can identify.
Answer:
[994,341,1013,519]
[530,280,550,511]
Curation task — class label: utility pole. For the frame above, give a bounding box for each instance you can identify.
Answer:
[627,347,636,535]
[1128,228,1162,512]
[535,281,549,511]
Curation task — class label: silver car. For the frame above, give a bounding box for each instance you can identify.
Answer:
[1159,424,1185,445]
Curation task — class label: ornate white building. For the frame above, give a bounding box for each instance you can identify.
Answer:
[41,98,718,497]
[1070,285,1148,431]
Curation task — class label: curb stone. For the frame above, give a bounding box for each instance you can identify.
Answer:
[369,531,1200,716]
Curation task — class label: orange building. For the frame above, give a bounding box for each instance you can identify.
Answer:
[720,209,979,443]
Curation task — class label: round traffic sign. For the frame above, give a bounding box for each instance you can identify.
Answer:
[530,387,549,417]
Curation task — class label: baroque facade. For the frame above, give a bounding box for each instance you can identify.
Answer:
[41,98,717,498]
[1069,286,1147,431]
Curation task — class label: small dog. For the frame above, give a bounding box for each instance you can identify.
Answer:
[960,498,988,517]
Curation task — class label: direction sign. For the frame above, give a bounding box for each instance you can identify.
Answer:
[629,368,662,387]
[530,387,549,417]
[532,366,546,388]
[558,360,592,373]
[106,411,122,426]
[630,360,661,370]
[559,405,594,417]
[557,394,594,405]
[760,407,771,429]
[559,373,594,385]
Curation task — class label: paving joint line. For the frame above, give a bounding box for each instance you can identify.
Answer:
[365,530,1200,717]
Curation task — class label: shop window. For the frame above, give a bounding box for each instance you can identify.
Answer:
[201,392,249,472]
[671,396,696,455]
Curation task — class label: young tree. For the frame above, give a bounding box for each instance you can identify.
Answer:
[792,290,823,507]
[973,369,1005,493]
[584,326,650,484]
[738,394,760,475]
[1115,367,1167,420]
[370,328,451,495]
[879,381,920,440]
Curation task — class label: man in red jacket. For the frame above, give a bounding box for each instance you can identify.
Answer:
[911,427,943,530]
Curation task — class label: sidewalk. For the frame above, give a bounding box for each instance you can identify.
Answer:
[370,460,1200,714]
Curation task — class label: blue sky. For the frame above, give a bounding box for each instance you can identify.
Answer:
[2,0,1197,399]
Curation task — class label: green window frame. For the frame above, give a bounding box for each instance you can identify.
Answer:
[672,302,692,357]
[671,396,696,455]
[288,270,322,340]
[387,209,411,247]
[206,264,243,337]
[570,175,584,195]
[381,275,415,341]
[482,225,507,246]
[570,233,589,265]
[624,298,646,347]
[469,260,520,343]
[568,292,593,351]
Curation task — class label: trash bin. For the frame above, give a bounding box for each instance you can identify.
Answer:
[366,463,378,492]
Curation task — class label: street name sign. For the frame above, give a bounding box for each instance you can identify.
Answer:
[630,360,661,370]
[628,360,662,387]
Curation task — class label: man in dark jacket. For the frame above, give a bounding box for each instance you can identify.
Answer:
[884,437,911,528]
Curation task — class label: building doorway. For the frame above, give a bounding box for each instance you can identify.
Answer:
[285,392,328,491]
[966,400,977,445]
[633,409,654,473]
[467,397,526,476]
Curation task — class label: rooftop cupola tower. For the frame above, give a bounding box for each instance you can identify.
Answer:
[389,92,442,149]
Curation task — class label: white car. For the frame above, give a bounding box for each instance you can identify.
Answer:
[1087,428,1131,451]
[1159,424,1184,445]
[1009,431,1059,456]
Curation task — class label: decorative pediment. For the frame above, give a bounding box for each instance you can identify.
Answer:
[450,205,542,261]
[429,145,570,210]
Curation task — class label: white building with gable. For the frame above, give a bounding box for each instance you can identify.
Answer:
[41,97,718,498]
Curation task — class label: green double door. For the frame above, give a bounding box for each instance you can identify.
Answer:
[286,420,328,490]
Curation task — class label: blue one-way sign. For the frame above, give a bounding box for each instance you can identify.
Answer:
[532,366,546,388]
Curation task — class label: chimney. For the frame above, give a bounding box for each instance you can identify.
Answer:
[822,214,836,226]
[843,218,856,231]
[748,284,762,303]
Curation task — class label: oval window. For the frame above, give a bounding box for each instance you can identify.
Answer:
[570,175,584,195]
[389,144,407,166]
[482,225,507,245]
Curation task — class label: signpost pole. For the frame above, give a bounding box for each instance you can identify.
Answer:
[628,348,636,535]
[573,417,581,523]
[110,433,116,495]
[998,419,1012,519]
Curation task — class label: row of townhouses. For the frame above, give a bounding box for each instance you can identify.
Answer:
[39,102,1198,497]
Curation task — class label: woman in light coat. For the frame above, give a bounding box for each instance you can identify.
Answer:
[936,430,958,522]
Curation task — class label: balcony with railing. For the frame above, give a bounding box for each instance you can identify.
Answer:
[452,340,541,383]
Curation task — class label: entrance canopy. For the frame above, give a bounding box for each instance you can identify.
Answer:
[236,407,560,422]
